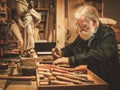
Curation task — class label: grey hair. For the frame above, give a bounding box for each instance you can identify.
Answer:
[75,4,99,22]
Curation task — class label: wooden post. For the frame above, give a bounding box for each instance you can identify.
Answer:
[102,0,104,18]
[56,0,65,48]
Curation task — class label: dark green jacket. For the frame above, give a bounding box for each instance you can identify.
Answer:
[61,22,120,90]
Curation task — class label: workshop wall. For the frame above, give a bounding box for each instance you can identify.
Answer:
[103,0,120,26]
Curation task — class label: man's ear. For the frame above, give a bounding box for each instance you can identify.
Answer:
[92,20,98,28]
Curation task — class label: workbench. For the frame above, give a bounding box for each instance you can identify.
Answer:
[0,79,37,90]
[0,57,37,90]
[0,56,108,90]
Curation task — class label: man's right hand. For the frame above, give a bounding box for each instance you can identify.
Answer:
[52,47,62,59]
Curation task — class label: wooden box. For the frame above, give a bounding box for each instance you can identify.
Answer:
[36,65,108,90]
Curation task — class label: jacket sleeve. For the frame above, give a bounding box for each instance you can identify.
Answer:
[68,28,118,67]
[61,36,81,57]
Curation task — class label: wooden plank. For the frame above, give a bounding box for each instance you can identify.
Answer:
[0,79,7,90]
[0,75,36,80]
[5,80,37,90]
[56,0,65,48]
[44,9,49,40]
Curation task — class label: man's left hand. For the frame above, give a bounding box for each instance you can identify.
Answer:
[52,57,69,65]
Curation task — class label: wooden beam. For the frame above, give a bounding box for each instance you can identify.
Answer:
[56,0,65,48]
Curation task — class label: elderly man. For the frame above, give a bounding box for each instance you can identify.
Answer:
[52,5,120,90]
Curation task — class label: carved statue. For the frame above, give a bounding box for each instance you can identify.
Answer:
[10,0,41,58]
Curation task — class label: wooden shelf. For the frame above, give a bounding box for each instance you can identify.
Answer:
[0,12,7,15]
[35,6,49,40]
[40,20,46,22]
[0,0,7,57]
[39,29,45,32]
[0,0,6,3]
[35,8,49,11]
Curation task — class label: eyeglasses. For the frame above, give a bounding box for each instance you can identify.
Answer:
[76,23,90,31]
[75,17,95,31]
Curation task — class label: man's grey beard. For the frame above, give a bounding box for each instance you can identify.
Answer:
[79,24,95,41]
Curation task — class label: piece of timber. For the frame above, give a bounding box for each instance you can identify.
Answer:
[56,76,82,84]
[50,80,74,85]
[0,75,36,80]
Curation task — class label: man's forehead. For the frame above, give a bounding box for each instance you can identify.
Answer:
[76,16,87,23]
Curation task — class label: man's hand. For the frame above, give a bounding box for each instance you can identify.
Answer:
[52,47,62,59]
[52,57,69,65]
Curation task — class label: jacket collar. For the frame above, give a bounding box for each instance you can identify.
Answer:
[94,21,103,39]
